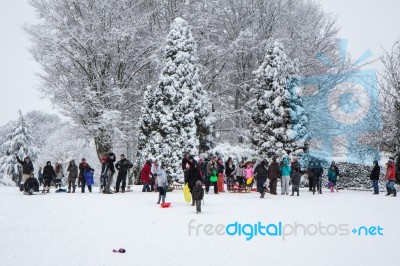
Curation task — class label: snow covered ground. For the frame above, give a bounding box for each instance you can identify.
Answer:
[0,185,398,266]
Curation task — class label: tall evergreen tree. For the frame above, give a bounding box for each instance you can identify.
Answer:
[251,41,308,157]
[137,18,212,177]
[0,111,38,184]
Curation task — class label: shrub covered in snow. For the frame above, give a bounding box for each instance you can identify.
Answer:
[209,143,255,163]
[300,162,388,190]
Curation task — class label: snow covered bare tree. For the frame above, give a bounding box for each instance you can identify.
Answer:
[0,111,39,185]
[251,41,308,157]
[25,0,158,160]
[137,18,212,177]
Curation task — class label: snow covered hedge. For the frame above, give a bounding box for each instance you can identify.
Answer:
[0,174,16,187]
[301,162,388,190]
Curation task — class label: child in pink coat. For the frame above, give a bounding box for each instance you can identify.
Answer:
[244,163,254,191]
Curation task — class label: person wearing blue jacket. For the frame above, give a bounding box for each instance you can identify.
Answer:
[280,157,291,195]
[327,166,338,192]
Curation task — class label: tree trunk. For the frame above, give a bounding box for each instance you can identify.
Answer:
[94,133,112,163]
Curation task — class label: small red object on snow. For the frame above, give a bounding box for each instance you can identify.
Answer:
[161,202,171,208]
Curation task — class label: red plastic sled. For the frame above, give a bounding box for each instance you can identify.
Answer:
[161,202,171,208]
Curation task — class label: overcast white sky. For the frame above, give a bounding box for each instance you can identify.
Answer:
[0,0,399,126]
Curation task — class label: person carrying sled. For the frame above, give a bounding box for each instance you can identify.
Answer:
[385,158,396,197]
[16,155,34,184]
[188,156,202,205]
[192,180,204,214]
[156,163,168,204]
[67,160,78,193]
[79,158,94,193]
[244,162,255,192]
[182,152,191,184]
[115,154,133,193]
[43,161,56,193]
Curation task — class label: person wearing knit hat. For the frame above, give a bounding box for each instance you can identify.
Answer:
[192,180,204,214]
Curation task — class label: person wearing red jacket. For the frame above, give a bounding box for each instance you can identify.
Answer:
[385,158,397,197]
[141,160,152,192]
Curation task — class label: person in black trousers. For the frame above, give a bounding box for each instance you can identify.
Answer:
[311,161,323,194]
[370,160,380,195]
[254,159,268,198]
[115,154,133,193]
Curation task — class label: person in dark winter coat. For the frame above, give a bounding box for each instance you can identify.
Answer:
[199,157,208,183]
[187,156,202,206]
[182,152,191,183]
[225,157,236,191]
[330,161,340,178]
[16,156,34,183]
[43,161,56,193]
[385,158,396,197]
[291,157,301,196]
[267,158,281,195]
[38,167,44,186]
[370,160,380,195]
[141,160,152,192]
[115,154,133,193]
[23,175,40,194]
[307,162,314,191]
[311,161,323,194]
[79,158,94,193]
[254,160,268,198]
[102,153,116,194]
[67,160,78,193]
[192,180,204,214]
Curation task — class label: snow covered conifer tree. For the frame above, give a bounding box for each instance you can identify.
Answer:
[251,41,308,157]
[137,18,212,177]
[0,111,38,184]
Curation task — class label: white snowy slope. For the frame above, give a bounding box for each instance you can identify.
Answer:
[0,186,398,266]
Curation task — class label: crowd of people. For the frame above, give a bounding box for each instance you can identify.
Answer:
[16,152,398,204]
[18,153,133,195]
